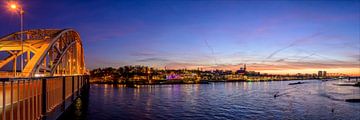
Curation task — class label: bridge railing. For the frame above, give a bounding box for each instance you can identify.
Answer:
[0,75,89,120]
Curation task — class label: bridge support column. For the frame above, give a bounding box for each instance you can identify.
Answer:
[62,77,66,111]
[3,81,6,120]
[87,76,90,88]
[71,76,74,101]
[41,78,47,120]
[77,76,80,96]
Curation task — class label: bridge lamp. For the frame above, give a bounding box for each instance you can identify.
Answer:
[7,2,23,16]
[10,4,17,9]
[7,1,25,77]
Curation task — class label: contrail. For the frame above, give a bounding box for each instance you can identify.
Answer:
[297,52,316,61]
[204,39,218,66]
[313,53,344,62]
[266,46,292,59]
[266,32,322,59]
[298,50,344,62]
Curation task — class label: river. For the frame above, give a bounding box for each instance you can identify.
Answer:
[59,79,360,120]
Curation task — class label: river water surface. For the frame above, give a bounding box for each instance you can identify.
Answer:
[59,80,360,120]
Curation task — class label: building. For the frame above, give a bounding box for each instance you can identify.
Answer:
[236,64,247,74]
[318,71,323,77]
[318,71,327,78]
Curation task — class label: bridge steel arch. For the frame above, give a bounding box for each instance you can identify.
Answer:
[0,29,86,77]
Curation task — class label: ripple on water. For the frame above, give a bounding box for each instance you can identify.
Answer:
[59,80,360,120]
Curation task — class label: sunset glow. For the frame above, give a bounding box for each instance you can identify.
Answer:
[1,1,359,120]
[1,0,359,75]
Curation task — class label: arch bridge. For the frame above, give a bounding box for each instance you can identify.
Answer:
[0,29,89,120]
[0,29,85,78]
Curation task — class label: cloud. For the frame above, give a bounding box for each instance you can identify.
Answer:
[130,51,157,57]
[275,59,286,62]
[164,62,208,70]
[163,60,359,72]
[136,57,169,62]
[86,56,128,69]
[251,61,359,71]
[296,52,316,61]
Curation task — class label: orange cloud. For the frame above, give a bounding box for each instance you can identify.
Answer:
[162,61,360,76]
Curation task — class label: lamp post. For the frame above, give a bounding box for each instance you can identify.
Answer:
[8,2,24,77]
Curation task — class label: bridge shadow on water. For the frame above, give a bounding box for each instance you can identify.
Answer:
[58,88,90,120]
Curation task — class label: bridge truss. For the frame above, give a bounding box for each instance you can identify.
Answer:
[0,29,86,77]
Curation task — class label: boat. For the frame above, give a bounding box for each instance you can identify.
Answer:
[288,82,305,85]
[345,99,360,103]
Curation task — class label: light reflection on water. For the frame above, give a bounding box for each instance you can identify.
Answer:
[59,80,360,120]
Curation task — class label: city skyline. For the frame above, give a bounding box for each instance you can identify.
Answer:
[0,0,359,75]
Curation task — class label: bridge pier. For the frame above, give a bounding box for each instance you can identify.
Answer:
[71,76,74,101]
[41,78,47,120]
[62,77,65,111]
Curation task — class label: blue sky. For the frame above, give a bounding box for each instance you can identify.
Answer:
[0,0,359,75]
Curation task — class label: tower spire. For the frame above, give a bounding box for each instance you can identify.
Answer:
[244,64,246,71]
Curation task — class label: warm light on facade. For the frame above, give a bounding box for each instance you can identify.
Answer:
[34,73,45,77]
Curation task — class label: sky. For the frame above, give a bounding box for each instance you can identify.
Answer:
[0,0,359,75]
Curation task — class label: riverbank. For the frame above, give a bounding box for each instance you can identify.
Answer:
[90,78,333,85]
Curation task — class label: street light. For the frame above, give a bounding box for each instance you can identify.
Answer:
[10,4,17,9]
[8,1,24,77]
